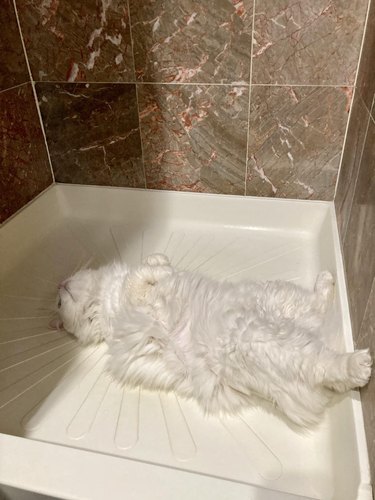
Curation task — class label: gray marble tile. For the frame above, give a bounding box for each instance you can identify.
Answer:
[356,0,375,112]
[129,0,253,83]
[0,0,29,91]
[36,83,144,188]
[247,86,348,200]
[343,116,375,337]
[335,93,371,240]
[252,0,367,85]
[0,84,52,224]
[16,0,135,82]
[137,84,248,193]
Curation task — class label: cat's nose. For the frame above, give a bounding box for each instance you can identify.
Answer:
[58,280,69,290]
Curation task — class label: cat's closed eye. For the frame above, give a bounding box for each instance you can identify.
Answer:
[57,298,62,309]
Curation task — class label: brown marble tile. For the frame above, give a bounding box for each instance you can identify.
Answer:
[252,0,367,85]
[356,0,375,112]
[137,84,248,194]
[0,84,53,224]
[356,278,375,485]
[247,86,348,200]
[343,117,375,337]
[335,93,370,239]
[36,83,144,187]
[16,0,134,82]
[129,0,253,83]
[0,0,29,91]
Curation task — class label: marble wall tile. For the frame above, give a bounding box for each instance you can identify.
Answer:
[137,84,248,193]
[0,0,29,91]
[335,93,370,239]
[247,86,348,200]
[343,116,375,337]
[252,0,367,85]
[129,0,253,83]
[356,0,375,111]
[16,0,134,82]
[36,83,144,187]
[0,84,53,224]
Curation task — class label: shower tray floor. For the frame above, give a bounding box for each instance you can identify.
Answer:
[0,185,370,500]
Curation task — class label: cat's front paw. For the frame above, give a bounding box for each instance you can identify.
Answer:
[315,271,334,295]
[143,253,170,267]
[125,263,172,306]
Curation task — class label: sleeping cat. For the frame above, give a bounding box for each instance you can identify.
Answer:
[56,253,372,427]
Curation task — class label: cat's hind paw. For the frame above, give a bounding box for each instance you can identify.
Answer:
[347,349,372,388]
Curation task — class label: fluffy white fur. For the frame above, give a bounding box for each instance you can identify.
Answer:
[57,254,372,427]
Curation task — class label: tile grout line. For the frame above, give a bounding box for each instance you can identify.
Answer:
[251,83,356,88]
[333,0,372,200]
[354,0,373,118]
[244,0,257,196]
[370,94,375,125]
[31,80,355,89]
[12,0,55,184]
[356,275,375,343]
[0,81,29,95]
[342,110,371,243]
[333,87,358,202]
[127,0,147,189]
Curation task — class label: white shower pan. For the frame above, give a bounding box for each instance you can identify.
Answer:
[0,184,371,500]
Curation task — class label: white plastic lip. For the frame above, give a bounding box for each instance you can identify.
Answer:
[329,204,372,490]
[54,183,331,237]
[0,184,371,500]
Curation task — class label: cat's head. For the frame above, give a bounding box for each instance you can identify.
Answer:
[56,268,103,344]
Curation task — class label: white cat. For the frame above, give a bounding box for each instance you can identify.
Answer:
[56,254,372,427]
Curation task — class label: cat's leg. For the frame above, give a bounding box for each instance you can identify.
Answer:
[311,347,372,392]
[273,387,331,427]
[313,271,335,314]
[260,272,334,330]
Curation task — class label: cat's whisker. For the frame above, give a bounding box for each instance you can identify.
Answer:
[22,273,59,287]
[163,231,186,266]
[36,306,56,313]
[140,231,144,264]
[0,294,56,302]
[222,246,302,280]
[110,228,124,263]
[68,253,91,277]
[163,232,175,255]
[80,255,97,271]
[0,314,55,320]
[188,238,240,273]
[174,234,205,268]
